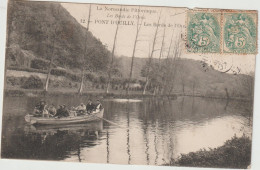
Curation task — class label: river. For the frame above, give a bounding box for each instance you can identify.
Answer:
[1,95,253,165]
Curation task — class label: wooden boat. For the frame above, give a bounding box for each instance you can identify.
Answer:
[25,108,104,125]
[24,120,103,134]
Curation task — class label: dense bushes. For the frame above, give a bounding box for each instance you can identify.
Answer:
[165,135,251,169]
[85,73,95,82]
[6,75,80,90]
[50,68,80,82]
[7,66,143,91]
[49,79,78,89]
[21,76,43,89]
[8,67,81,82]
[6,76,27,86]
[30,59,49,70]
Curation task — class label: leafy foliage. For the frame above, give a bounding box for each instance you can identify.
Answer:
[50,68,81,82]
[165,135,251,169]
[31,58,49,70]
[21,76,43,89]
[6,1,111,72]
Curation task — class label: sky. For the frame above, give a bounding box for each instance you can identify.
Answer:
[61,2,256,74]
[61,3,186,58]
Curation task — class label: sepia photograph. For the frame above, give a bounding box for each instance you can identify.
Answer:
[0,0,258,169]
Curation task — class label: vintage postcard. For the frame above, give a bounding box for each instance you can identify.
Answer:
[1,0,257,169]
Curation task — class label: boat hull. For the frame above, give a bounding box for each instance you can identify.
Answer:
[25,109,104,125]
[24,120,103,135]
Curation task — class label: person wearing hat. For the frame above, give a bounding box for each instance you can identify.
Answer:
[86,99,94,114]
[33,100,46,117]
[95,100,103,112]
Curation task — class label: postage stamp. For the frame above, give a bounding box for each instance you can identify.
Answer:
[187,11,221,53]
[223,12,257,54]
[186,9,258,54]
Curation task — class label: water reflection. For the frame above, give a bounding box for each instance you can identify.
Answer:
[1,96,253,165]
[126,104,131,164]
[106,131,109,163]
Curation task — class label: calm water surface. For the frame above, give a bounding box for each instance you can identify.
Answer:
[1,95,253,165]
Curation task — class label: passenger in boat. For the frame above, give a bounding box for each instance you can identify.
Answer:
[42,105,50,118]
[95,100,103,112]
[55,105,63,118]
[86,99,94,114]
[62,105,70,117]
[54,105,69,118]
[33,100,46,117]
[75,103,86,115]
[48,104,57,117]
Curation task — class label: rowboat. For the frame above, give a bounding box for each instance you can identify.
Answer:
[24,108,104,125]
[24,120,103,134]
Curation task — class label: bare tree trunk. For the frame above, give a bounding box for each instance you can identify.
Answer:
[106,7,122,94]
[192,81,195,96]
[78,69,85,94]
[153,87,157,96]
[158,26,166,65]
[78,4,91,95]
[162,29,174,95]
[44,56,53,92]
[45,72,50,92]
[182,82,185,95]
[44,6,62,92]
[143,11,161,95]
[166,34,183,96]
[225,88,230,99]
[155,26,166,96]
[44,29,56,92]
[127,7,143,95]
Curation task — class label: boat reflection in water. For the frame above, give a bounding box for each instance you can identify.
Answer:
[20,121,103,161]
[24,120,103,136]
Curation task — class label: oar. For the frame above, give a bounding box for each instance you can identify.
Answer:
[92,114,127,129]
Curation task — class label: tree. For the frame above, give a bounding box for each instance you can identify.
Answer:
[78,4,92,95]
[126,6,144,95]
[44,4,61,92]
[163,33,183,95]
[106,6,122,94]
[236,72,254,99]
[154,25,166,95]
[161,28,174,95]
[142,10,162,95]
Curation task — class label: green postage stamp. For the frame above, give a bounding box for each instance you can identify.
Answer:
[223,13,257,54]
[187,9,258,54]
[187,11,221,53]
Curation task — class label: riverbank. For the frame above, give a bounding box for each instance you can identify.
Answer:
[4,88,252,102]
[5,69,254,101]
[4,88,178,99]
[164,135,251,169]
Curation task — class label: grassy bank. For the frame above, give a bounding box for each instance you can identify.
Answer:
[164,136,251,169]
[5,70,253,101]
[4,88,252,102]
[4,88,180,100]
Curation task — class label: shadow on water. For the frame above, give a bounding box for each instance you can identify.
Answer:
[1,95,253,165]
[2,117,103,160]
